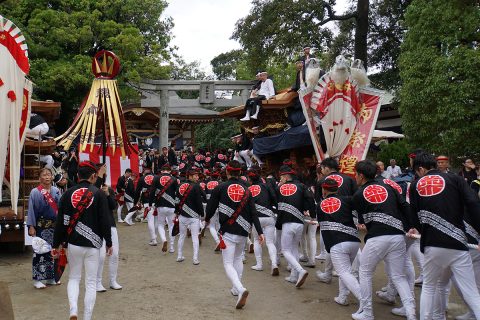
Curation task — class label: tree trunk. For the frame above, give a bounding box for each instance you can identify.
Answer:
[354,0,370,69]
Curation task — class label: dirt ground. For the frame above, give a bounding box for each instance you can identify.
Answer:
[0,222,469,320]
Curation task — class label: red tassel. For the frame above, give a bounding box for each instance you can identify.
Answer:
[339,119,344,125]
[7,90,16,102]
[219,234,227,250]
[345,128,350,134]
[329,128,334,132]
[0,78,3,86]
[333,121,338,126]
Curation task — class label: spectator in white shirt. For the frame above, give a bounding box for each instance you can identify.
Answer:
[376,161,390,178]
[386,159,402,178]
[240,71,275,121]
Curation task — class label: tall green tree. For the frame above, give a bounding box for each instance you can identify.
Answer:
[399,0,480,157]
[0,0,173,132]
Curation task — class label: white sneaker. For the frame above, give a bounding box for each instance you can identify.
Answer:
[315,253,327,261]
[240,115,250,122]
[117,219,124,223]
[110,282,123,290]
[455,311,476,320]
[351,311,374,320]
[299,255,308,262]
[193,259,200,265]
[124,218,134,226]
[296,269,308,288]
[235,289,249,309]
[251,265,263,271]
[334,296,349,306]
[230,287,239,296]
[414,276,423,287]
[376,290,396,304]
[33,281,46,289]
[148,239,158,246]
[284,276,297,283]
[315,271,332,284]
[45,279,59,285]
[391,306,406,316]
[176,256,185,262]
[332,270,339,277]
[96,283,107,292]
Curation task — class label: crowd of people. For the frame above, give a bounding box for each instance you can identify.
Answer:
[25,147,480,320]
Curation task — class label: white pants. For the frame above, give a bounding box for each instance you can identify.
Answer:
[281,223,306,276]
[67,244,100,320]
[117,202,133,222]
[239,150,252,168]
[408,238,424,278]
[146,206,158,241]
[97,227,119,287]
[275,229,282,261]
[208,211,220,244]
[177,216,200,261]
[26,123,49,140]
[421,246,480,320]
[318,232,327,256]
[359,235,415,317]
[222,233,247,292]
[300,223,317,263]
[384,237,416,299]
[252,217,277,268]
[330,241,361,301]
[157,207,175,247]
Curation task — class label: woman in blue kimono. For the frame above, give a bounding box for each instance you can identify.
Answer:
[26,168,61,289]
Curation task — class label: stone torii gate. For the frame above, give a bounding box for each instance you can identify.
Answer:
[139,80,254,148]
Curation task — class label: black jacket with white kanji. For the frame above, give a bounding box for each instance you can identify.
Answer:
[116,175,135,203]
[276,180,316,226]
[353,179,412,242]
[205,178,221,201]
[53,181,112,249]
[409,169,480,252]
[317,194,360,252]
[206,177,263,237]
[248,179,277,219]
[134,173,155,204]
[149,173,178,208]
[315,172,357,202]
[176,180,205,219]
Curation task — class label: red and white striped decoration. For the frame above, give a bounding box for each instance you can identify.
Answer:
[79,144,139,189]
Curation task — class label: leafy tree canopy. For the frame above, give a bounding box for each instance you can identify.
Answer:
[0,0,173,132]
[194,118,240,151]
[399,0,480,157]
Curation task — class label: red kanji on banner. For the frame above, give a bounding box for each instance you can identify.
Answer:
[363,185,388,204]
[280,183,298,196]
[328,174,344,187]
[160,176,171,186]
[179,183,189,196]
[71,188,94,208]
[320,197,341,214]
[248,185,261,197]
[144,175,154,185]
[383,179,403,194]
[200,182,206,191]
[207,181,219,190]
[416,175,445,197]
[227,184,245,202]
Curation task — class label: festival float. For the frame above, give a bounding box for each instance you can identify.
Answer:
[220,55,388,174]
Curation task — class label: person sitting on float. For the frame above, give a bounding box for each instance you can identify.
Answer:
[240,71,275,121]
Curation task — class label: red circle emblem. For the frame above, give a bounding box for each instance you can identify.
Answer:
[363,185,388,204]
[179,183,190,196]
[248,185,261,197]
[71,188,94,209]
[160,176,171,187]
[280,183,298,196]
[200,182,206,190]
[320,197,341,214]
[144,175,154,186]
[328,174,344,187]
[207,181,219,190]
[383,179,403,194]
[416,175,445,197]
[227,184,245,202]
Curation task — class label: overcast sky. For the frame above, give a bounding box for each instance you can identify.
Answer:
[163,0,349,75]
